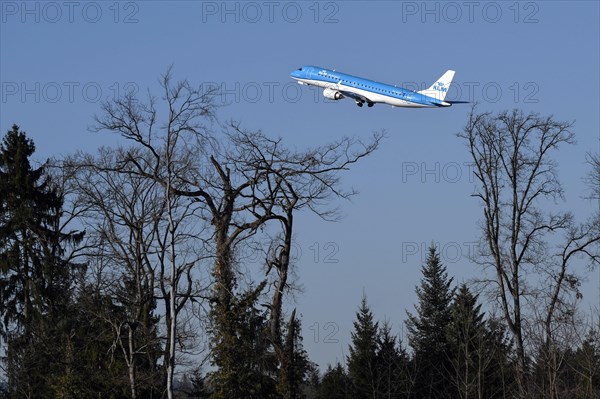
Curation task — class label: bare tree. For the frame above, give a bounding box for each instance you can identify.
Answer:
[459,107,600,398]
[226,125,381,379]
[156,145,210,399]
[66,147,168,397]
[91,67,382,397]
[68,143,211,399]
[91,68,219,398]
[585,150,600,203]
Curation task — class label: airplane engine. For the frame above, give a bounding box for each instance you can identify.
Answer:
[323,88,344,100]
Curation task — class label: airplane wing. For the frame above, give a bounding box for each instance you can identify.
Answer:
[338,89,370,103]
[336,81,374,104]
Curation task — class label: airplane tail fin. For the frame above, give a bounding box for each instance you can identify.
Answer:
[418,70,455,101]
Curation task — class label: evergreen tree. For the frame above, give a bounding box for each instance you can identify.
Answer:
[572,329,600,397]
[405,245,455,399]
[0,125,84,397]
[48,283,134,397]
[446,284,486,399]
[278,310,312,399]
[376,322,410,399]
[183,367,211,398]
[303,364,321,398]
[447,285,517,399]
[317,363,350,399]
[480,317,517,398]
[0,125,62,334]
[547,328,600,399]
[209,281,279,399]
[347,294,380,398]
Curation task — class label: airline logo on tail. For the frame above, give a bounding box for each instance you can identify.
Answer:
[432,81,448,93]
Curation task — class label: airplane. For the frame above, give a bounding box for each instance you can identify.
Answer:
[290,66,467,108]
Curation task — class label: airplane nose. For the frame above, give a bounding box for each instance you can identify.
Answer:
[291,68,308,79]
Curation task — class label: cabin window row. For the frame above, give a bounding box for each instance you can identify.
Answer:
[320,73,402,96]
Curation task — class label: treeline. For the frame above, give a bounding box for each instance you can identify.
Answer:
[315,247,600,399]
[1,71,599,398]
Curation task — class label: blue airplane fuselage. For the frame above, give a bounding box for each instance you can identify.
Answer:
[290,66,455,108]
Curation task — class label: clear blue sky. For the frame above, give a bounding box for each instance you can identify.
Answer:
[2,1,599,370]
